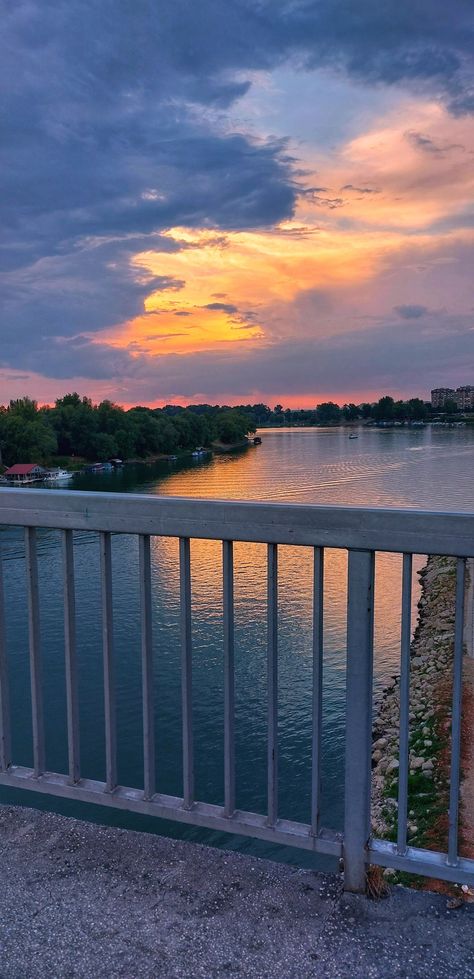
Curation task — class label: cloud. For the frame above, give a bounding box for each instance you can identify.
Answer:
[3,306,471,404]
[0,240,185,342]
[1,0,474,398]
[144,333,187,340]
[393,304,428,319]
[204,303,239,313]
[405,130,464,155]
[106,312,474,402]
[1,2,302,363]
[0,334,135,381]
[341,184,380,194]
[306,193,346,209]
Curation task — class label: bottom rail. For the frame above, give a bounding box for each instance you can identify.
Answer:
[0,766,342,858]
[2,770,474,884]
[370,838,474,886]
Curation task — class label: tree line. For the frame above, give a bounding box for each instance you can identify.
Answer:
[240,395,428,428]
[0,395,256,467]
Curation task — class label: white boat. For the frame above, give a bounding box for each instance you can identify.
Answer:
[348,434,358,439]
[45,468,74,482]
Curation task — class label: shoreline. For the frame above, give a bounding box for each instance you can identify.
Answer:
[211,438,252,453]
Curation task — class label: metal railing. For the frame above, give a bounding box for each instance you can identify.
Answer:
[0,488,473,892]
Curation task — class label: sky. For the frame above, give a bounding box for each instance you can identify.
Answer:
[1,1,474,408]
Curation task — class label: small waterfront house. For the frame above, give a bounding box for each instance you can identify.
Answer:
[4,463,45,484]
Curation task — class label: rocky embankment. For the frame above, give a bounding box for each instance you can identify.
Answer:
[371,555,457,855]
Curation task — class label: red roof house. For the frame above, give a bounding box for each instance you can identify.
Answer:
[4,463,45,482]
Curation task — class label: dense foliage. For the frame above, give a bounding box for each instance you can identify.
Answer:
[0,395,255,467]
[238,396,429,428]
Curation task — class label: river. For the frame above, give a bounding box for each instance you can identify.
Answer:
[1,425,473,867]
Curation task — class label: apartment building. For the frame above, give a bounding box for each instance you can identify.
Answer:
[431,385,474,410]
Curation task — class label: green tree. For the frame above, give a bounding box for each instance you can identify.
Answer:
[316,402,341,424]
[393,401,407,421]
[342,403,360,421]
[443,398,458,414]
[0,414,57,465]
[273,404,284,425]
[8,397,39,421]
[406,398,427,421]
[91,433,119,459]
[374,396,395,422]
[214,410,252,444]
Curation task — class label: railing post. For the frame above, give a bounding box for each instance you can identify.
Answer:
[344,548,375,893]
[25,527,45,777]
[100,531,117,792]
[0,543,11,772]
[63,529,81,784]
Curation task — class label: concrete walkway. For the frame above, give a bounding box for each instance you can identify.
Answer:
[0,806,473,978]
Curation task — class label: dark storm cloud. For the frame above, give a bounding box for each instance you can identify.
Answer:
[0,240,184,340]
[2,0,474,385]
[1,3,298,358]
[394,305,429,319]
[0,334,135,381]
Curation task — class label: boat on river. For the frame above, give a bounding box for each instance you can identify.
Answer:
[44,468,74,482]
[348,434,358,439]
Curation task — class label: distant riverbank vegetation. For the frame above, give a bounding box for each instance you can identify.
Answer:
[0,395,255,467]
[0,392,467,468]
[248,396,429,427]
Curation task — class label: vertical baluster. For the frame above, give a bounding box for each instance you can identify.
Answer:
[267,543,278,827]
[25,528,45,777]
[180,537,194,809]
[223,540,235,817]
[344,548,375,892]
[311,547,324,836]
[63,529,80,783]
[100,532,117,792]
[397,553,412,854]
[0,543,11,772]
[448,557,466,865]
[139,534,155,800]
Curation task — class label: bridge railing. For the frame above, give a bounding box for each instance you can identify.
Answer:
[0,488,473,892]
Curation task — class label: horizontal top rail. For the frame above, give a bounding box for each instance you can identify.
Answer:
[0,488,474,555]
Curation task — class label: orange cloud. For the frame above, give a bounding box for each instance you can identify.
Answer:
[106,224,409,355]
[298,100,474,230]
[101,99,474,365]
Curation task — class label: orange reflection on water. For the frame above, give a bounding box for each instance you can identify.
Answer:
[149,528,420,690]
